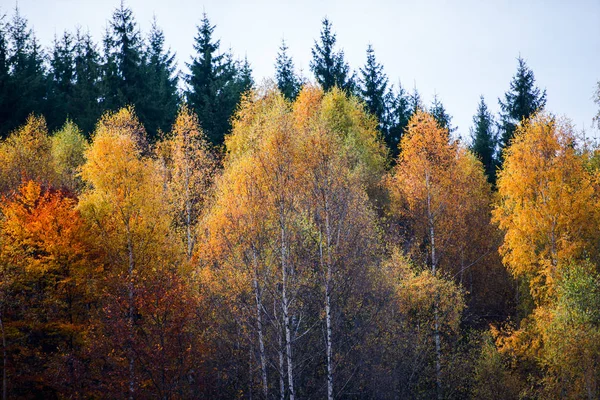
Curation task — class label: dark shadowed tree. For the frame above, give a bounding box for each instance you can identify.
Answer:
[185,13,244,145]
[470,96,497,184]
[359,44,388,131]
[498,56,546,150]
[142,17,179,137]
[275,39,301,101]
[310,18,354,93]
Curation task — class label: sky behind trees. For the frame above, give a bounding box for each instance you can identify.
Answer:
[9,0,600,137]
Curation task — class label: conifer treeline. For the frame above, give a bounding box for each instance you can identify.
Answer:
[0,3,547,178]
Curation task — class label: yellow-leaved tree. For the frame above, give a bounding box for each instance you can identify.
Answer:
[492,113,600,398]
[0,115,56,194]
[388,110,498,399]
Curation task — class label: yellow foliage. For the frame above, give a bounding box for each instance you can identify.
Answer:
[0,114,56,194]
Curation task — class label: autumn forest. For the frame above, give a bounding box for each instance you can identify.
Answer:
[1,2,600,399]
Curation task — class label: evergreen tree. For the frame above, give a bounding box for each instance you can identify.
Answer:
[142,17,179,137]
[101,2,156,136]
[498,56,546,149]
[5,6,46,136]
[430,93,455,133]
[275,39,300,101]
[47,31,75,131]
[408,85,423,115]
[72,29,101,136]
[185,13,241,145]
[470,96,497,184]
[310,18,354,93]
[359,44,388,130]
[235,56,253,95]
[0,12,11,138]
[387,83,411,159]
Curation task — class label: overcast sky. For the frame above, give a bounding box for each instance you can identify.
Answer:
[5,0,600,139]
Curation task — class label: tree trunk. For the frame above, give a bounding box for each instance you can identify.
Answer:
[276,299,285,400]
[252,250,268,399]
[426,172,442,400]
[0,310,6,400]
[126,227,136,400]
[281,224,295,400]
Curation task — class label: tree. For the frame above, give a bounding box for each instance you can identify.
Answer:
[0,114,56,194]
[408,85,423,115]
[162,104,216,260]
[470,96,497,184]
[46,31,75,131]
[71,29,101,136]
[142,17,179,138]
[51,120,87,191]
[310,18,354,93]
[185,13,241,145]
[0,180,97,398]
[359,44,389,132]
[493,113,597,305]
[388,110,497,398]
[3,7,46,137]
[275,39,301,101]
[492,114,600,397]
[498,56,546,150]
[430,93,454,133]
[78,107,171,398]
[386,82,411,159]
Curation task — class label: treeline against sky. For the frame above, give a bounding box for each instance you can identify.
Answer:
[2,2,600,399]
[0,2,550,182]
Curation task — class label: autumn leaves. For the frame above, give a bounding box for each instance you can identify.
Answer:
[0,82,596,398]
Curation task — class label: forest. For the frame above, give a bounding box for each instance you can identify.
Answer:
[1,2,600,399]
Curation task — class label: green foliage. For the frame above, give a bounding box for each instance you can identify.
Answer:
[185,13,251,145]
[498,56,546,150]
[275,39,301,101]
[310,18,354,93]
[470,96,497,184]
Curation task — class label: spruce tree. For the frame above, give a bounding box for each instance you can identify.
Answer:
[0,12,11,138]
[186,13,242,145]
[470,96,497,184]
[430,93,454,133]
[47,31,75,131]
[310,18,354,93]
[275,39,300,101]
[237,56,254,95]
[143,17,179,137]
[408,85,423,115]
[387,83,411,159]
[498,56,546,149]
[101,1,153,135]
[5,6,46,135]
[72,29,102,136]
[359,44,388,131]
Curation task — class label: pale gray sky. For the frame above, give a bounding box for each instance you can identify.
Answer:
[4,0,600,139]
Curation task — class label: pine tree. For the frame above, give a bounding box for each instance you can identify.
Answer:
[143,17,179,137]
[430,93,454,133]
[470,96,497,184]
[359,44,388,131]
[498,56,546,149]
[310,18,354,93]
[275,39,300,101]
[185,13,241,145]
